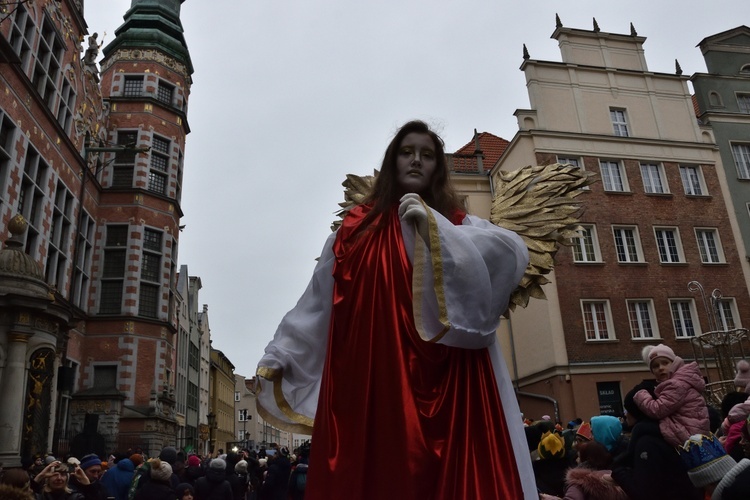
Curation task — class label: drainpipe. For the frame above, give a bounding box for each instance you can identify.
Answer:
[517,391,560,423]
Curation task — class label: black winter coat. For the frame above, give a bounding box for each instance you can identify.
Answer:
[133,479,174,500]
[194,468,232,500]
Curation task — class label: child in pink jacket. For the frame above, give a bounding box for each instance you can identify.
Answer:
[633,344,710,447]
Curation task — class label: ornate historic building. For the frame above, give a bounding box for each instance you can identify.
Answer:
[0,0,196,464]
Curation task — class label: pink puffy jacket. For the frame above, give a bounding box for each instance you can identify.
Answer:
[633,357,710,447]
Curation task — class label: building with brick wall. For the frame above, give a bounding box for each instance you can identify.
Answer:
[0,0,199,465]
[450,20,750,423]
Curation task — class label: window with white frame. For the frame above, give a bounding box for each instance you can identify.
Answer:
[738,93,750,114]
[157,80,174,106]
[123,76,144,97]
[612,226,643,263]
[640,163,668,194]
[0,111,17,210]
[627,300,658,339]
[557,156,581,168]
[238,409,249,421]
[9,4,35,74]
[112,131,138,188]
[100,225,128,314]
[235,391,241,402]
[148,135,170,195]
[654,227,684,264]
[582,300,613,340]
[32,18,65,108]
[45,181,75,290]
[610,108,629,137]
[600,160,628,192]
[716,298,739,331]
[139,228,163,318]
[670,299,699,338]
[17,146,49,258]
[695,228,725,263]
[572,225,601,263]
[731,143,750,179]
[679,165,706,196]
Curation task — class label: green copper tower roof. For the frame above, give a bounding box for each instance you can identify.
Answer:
[102,0,194,75]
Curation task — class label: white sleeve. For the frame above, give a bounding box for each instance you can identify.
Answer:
[255,231,337,433]
[403,206,529,349]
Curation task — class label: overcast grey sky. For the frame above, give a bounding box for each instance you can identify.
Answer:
[84,0,746,378]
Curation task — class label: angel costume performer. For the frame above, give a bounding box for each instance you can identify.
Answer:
[256,198,536,499]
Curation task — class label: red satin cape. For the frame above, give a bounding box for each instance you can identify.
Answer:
[304,205,523,499]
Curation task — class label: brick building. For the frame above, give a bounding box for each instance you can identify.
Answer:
[0,0,197,464]
[450,20,750,423]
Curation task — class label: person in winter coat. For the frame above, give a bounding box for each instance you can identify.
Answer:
[257,449,291,500]
[611,383,702,500]
[193,459,232,500]
[633,344,710,447]
[175,483,195,500]
[134,459,174,500]
[31,461,95,500]
[561,441,627,500]
[99,458,135,500]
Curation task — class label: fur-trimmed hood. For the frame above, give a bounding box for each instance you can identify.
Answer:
[565,467,628,500]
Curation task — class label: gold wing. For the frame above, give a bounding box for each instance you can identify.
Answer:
[331,171,377,231]
[491,163,597,310]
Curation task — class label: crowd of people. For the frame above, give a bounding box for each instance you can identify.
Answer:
[531,345,750,500]
[0,442,310,500]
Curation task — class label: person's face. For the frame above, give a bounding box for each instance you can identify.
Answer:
[395,132,437,196]
[182,493,194,500]
[650,357,673,383]
[625,412,637,428]
[84,465,103,482]
[48,471,68,491]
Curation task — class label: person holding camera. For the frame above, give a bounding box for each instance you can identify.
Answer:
[31,460,96,499]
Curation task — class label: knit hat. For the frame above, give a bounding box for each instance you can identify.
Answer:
[149,458,173,483]
[44,455,57,465]
[642,344,676,367]
[187,455,201,467]
[210,458,227,470]
[575,422,593,441]
[234,460,248,474]
[66,457,81,467]
[129,453,144,467]
[175,483,195,498]
[734,360,750,390]
[537,431,566,460]
[158,446,178,465]
[590,415,622,452]
[679,434,738,488]
[80,453,102,471]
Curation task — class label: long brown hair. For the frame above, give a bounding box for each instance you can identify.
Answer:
[361,120,463,228]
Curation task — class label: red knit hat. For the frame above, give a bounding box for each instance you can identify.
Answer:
[187,455,201,467]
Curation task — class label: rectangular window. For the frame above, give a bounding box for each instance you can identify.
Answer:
[56,77,76,133]
[18,146,49,257]
[112,131,138,188]
[235,391,241,402]
[572,225,601,262]
[610,108,630,137]
[8,4,35,73]
[139,228,163,318]
[188,342,200,370]
[731,143,750,179]
[695,228,724,263]
[123,76,144,97]
[627,300,657,339]
[149,136,170,195]
[582,301,613,341]
[670,300,699,338]
[640,163,667,194]
[93,365,117,389]
[71,210,94,310]
[238,410,248,422]
[613,226,642,263]
[716,299,739,331]
[32,18,65,108]
[654,227,684,264]
[100,225,128,314]
[738,93,750,114]
[157,81,174,106]
[0,112,17,210]
[679,165,706,196]
[600,160,627,192]
[187,382,199,409]
[45,181,75,290]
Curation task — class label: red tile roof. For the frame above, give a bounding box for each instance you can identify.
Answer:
[448,131,510,174]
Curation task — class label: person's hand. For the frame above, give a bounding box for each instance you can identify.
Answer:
[72,465,90,485]
[34,461,60,483]
[398,194,429,243]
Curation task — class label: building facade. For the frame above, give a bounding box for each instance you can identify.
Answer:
[209,347,235,454]
[0,0,197,464]
[473,20,749,422]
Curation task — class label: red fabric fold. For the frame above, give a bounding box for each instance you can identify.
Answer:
[306,204,523,499]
